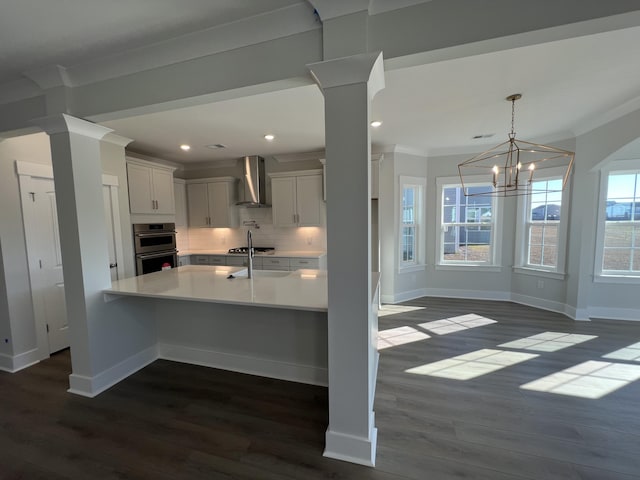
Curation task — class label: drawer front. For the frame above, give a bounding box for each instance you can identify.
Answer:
[194,255,209,265]
[209,256,226,265]
[263,266,290,271]
[226,256,263,267]
[178,256,190,266]
[263,257,290,269]
[290,258,319,270]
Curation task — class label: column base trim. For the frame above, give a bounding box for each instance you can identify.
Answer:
[324,421,378,467]
[67,345,158,397]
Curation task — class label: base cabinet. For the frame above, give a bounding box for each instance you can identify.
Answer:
[179,255,322,271]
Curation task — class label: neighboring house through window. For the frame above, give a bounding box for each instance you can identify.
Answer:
[436,176,501,269]
[514,169,570,277]
[595,163,640,281]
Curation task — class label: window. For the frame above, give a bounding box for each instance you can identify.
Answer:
[399,176,426,271]
[599,170,640,276]
[437,179,499,266]
[514,168,570,276]
[402,186,417,263]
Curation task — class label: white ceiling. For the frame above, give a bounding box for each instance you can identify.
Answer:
[0,0,301,84]
[3,1,640,162]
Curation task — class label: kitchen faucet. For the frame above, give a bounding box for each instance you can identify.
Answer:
[246,229,253,279]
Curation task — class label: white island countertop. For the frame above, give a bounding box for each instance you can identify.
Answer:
[104,265,328,312]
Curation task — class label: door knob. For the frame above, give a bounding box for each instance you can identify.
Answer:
[109,263,117,269]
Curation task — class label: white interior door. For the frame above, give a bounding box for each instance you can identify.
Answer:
[18,162,126,359]
[29,177,69,354]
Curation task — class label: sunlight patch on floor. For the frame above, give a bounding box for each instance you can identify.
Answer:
[499,332,597,352]
[406,348,537,380]
[378,326,430,350]
[418,314,497,335]
[520,360,640,399]
[378,305,426,317]
[603,342,640,361]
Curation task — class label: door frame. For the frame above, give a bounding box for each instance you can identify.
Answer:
[16,161,124,360]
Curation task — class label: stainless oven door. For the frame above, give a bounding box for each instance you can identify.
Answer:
[134,231,177,254]
[136,250,178,275]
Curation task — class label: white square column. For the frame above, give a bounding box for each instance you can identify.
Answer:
[308,52,384,467]
[36,114,113,387]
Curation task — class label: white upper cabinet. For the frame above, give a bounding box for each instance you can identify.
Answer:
[173,179,187,227]
[126,158,175,214]
[270,170,323,227]
[186,177,238,228]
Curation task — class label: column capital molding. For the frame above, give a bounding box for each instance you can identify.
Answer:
[307,51,385,99]
[34,114,113,140]
[102,132,134,148]
[308,0,370,21]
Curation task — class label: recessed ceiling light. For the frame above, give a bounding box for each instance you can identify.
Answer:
[264,134,275,141]
[371,121,382,128]
[180,144,191,151]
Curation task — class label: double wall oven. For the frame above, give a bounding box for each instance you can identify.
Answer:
[133,223,178,275]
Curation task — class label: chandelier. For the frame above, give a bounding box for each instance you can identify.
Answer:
[458,94,575,197]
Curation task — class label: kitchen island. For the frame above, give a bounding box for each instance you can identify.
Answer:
[103,265,328,386]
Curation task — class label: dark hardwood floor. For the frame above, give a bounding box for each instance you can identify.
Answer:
[2,298,640,479]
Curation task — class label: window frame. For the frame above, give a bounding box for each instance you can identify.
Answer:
[399,176,426,273]
[594,160,640,283]
[436,175,502,270]
[514,166,571,278]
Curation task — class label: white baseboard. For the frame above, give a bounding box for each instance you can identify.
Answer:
[158,343,328,387]
[588,306,640,322]
[423,288,510,302]
[0,348,40,373]
[381,288,428,304]
[510,293,571,318]
[324,417,378,467]
[68,345,158,398]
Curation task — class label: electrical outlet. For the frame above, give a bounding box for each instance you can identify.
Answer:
[537,280,544,289]
[307,236,313,245]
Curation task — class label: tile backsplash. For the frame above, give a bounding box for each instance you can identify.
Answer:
[176,207,327,252]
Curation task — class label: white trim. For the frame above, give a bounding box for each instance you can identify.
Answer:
[564,305,591,321]
[514,167,571,274]
[588,306,640,322]
[381,288,429,304]
[435,264,502,272]
[126,156,177,173]
[268,169,323,179]
[435,175,502,267]
[324,421,378,467]
[594,161,640,280]
[510,293,570,318]
[67,345,158,397]
[158,343,328,386]
[594,274,640,284]
[399,175,426,271]
[0,349,40,373]
[424,288,510,302]
[398,264,426,274]
[16,160,121,187]
[512,267,566,280]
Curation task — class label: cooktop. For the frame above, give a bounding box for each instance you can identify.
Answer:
[227,247,275,254]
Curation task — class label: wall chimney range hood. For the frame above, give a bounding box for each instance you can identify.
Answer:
[237,155,269,207]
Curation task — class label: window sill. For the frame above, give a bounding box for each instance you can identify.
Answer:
[594,274,640,284]
[436,264,502,273]
[513,267,566,280]
[399,264,426,274]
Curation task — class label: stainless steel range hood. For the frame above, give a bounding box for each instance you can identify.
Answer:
[237,155,269,207]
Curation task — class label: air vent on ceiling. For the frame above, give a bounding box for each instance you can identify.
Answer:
[472,134,495,139]
[206,143,227,149]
